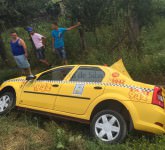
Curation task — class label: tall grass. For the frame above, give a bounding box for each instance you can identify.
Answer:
[0,110,165,150]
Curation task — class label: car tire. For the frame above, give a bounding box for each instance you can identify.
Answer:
[0,92,15,115]
[90,110,127,143]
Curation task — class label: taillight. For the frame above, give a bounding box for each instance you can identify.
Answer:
[152,87,164,108]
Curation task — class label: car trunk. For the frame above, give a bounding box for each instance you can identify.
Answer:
[109,59,132,79]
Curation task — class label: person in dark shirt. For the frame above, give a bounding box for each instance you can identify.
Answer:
[0,34,8,65]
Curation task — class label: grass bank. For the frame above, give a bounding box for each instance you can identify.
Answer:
[0,110,165,150]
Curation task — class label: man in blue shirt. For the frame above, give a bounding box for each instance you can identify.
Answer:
[10,31,34,79]
[52,22,81,65]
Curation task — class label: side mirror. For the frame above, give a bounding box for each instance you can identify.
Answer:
[26,75,36,81]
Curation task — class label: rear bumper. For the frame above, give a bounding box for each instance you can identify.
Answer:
[132,102,165,134]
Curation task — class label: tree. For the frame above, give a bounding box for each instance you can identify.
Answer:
[64,0,112,32]
[63,0,155,53]
[45,0,62,20]
[63,0,112,50]
[0,0,50,31]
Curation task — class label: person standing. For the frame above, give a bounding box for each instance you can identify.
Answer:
[51,22,81,65]
[0,34,8,65]
[10,31,34,79]
[27,27,51,67]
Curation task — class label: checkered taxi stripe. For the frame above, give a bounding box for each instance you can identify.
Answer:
[6,79,154,93]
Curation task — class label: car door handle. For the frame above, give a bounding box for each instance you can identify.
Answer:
[94,86,103,90]
[52,84,59,87]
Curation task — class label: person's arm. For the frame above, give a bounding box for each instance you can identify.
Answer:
[37,33,46,47]
[67,22,81,31]
[42,37,46,47]
[19,39,28,58]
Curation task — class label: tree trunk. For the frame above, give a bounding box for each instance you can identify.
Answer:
[78,28,86,51]
[129,15,140,40]
[127,14,140,56]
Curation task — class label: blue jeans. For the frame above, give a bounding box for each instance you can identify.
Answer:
[55,47,67,60]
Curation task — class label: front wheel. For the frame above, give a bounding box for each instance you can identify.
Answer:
[0,92,15,115]
[90,110,127,143]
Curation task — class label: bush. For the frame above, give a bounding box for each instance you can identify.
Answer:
[0,69,18,84]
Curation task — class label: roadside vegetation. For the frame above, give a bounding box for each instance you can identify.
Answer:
[0,110,165,150]
[1,18,165,149]
[1,0,165,149]
[1,18,165,85]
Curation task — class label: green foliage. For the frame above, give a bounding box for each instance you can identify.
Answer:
[0,0,50,30]
[64,0,111,32]
[0,69,17,84]
[127,0,154,27]
[62,0,159,53]
[153,0,165,17]
[1,111,165,150]
[45,0,61,19]
[141,18,165,55]
[1,18,165,85]
[63,0,155,30]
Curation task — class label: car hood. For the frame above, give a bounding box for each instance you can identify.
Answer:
[9,76,26,81]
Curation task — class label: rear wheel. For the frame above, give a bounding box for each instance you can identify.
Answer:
[0,92,15,115]
[91,110,127,143]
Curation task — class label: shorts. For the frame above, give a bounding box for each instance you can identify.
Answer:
[14,54,30,69]
[55,47,67,60]
[36,47,45,60]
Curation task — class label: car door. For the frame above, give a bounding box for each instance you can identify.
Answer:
[20,66,74,110]
[55,66,105,115]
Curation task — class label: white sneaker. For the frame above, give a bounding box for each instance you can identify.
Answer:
[26,75,36,80]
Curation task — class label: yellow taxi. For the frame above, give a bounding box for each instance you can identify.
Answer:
[0,59,165,143]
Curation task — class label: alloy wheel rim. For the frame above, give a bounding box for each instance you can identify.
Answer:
[95,114,120,142]
[0,95,11,112]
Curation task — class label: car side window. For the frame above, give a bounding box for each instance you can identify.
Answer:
[71,67,105,82]
[38,67,73,81]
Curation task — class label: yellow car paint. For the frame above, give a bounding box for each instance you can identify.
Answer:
[0,60,165,136]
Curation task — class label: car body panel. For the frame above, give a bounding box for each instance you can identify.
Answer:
[0,59,165,135]
[20,80,62,109]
